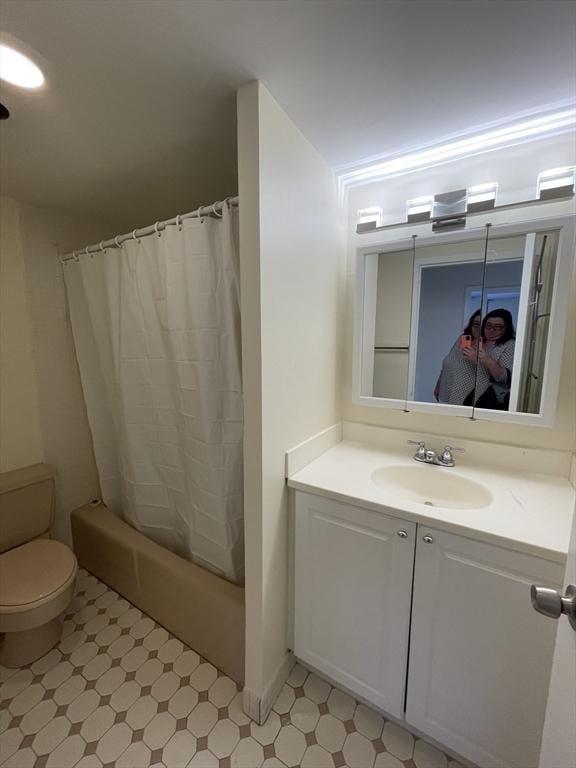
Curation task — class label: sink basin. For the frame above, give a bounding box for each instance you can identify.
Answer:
[371,464,493,510]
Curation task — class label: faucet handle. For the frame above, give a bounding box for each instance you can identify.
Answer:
[408,440,427,460]
[441,445,465,465]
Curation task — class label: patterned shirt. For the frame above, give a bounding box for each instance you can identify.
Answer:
[437,338,515,406]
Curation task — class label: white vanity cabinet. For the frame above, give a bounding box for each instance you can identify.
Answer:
[406,527,562,768]
[294,491,416,718]
[293,490,564,768]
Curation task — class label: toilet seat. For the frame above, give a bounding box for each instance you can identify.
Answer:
[0,539,77,613]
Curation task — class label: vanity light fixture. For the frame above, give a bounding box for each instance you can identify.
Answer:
[467,182,498,212]
[537,166,576,200]
[406,196,434,223]
[0,44,44,89]
[357,206,383,232]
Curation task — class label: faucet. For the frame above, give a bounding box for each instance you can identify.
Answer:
[408,440,464,467]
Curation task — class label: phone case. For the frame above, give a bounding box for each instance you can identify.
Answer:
[460,334,472,350]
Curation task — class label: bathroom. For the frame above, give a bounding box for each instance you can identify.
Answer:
[0,1,575,767]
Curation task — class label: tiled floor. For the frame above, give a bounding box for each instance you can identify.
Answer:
[1,569,462,768]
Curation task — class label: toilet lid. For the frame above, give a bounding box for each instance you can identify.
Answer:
[0,539,76,607]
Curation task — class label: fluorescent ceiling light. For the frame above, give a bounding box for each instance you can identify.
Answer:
[338,108,576,189]
[0,44,44,89]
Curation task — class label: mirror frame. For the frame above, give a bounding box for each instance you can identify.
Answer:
[353,203,575,428]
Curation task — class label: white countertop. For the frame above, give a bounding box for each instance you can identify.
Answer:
[288,440,575,563]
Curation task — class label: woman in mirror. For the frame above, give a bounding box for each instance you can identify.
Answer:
[466,309,516,410]
[434,308,516,410]
[434,310,482,406]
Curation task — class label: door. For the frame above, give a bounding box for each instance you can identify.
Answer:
[294,492,416,718]
[539,507,576,768]
[406,527,563,768]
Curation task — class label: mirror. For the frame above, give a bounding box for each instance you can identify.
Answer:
[355,213,574,426]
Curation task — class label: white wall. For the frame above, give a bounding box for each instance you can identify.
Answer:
[0,195,113,543]
[0,197,45,472]
[343,135,576,451]
[238,82,344,707]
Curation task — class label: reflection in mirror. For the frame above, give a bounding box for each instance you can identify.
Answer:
[518,232,559,412]
[471,230,559,414]
[411,238,487,408]
[361,225,564,418]
[369,242,415,399]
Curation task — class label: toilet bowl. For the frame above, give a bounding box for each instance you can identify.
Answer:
[0,464,78,668]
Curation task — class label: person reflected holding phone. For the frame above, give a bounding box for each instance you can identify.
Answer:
[434,309,515,409]
[434,310,482,404]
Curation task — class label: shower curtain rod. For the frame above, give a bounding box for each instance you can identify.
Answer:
[60,196,238,263]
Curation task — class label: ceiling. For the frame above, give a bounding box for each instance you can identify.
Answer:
[1,0,574,230]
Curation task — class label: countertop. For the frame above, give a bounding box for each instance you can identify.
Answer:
[287,440,575,563]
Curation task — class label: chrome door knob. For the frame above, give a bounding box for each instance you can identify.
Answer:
[422,535,434,544]
[531,584,576,630]
[397,530,408,538]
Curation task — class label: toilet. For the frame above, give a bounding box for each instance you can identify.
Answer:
[0,463,77,668]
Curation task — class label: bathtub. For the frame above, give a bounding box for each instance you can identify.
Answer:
[71,503,244,684]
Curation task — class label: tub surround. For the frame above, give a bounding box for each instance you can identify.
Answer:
[287,421,575,562]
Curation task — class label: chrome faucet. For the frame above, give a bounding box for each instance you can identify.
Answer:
[408,440,464,467]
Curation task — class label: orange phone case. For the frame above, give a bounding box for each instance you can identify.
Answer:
[460,334,472,350]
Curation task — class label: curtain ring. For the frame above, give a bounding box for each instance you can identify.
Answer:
[72,251,78,262]
[195,205,204,220]
[154,222,162,237]
[132,229,139,241]
[176,214,182,231]
[211,201,223,219]
[99,241,106,253]
[85,247,92,258]
[114,236,122,249]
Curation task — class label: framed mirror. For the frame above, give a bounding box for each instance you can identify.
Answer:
[353,210,575,426]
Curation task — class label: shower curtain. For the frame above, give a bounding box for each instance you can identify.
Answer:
[63,206,244,584]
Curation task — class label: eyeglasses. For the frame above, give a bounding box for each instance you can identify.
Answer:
[485,323,505,331]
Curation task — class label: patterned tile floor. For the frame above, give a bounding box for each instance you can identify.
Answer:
[0,569,463,768]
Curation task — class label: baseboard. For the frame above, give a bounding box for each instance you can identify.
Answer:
[243,652,295,724]
[285,423,342,478]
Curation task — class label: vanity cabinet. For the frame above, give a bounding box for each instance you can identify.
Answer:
[294,491,416,718]
[406,527,562,768]
[293,491,564,768]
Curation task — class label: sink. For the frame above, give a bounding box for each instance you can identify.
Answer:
[371,464,493,510]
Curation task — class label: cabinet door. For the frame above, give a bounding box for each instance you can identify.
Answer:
[294,491,416,718]
[406,527,563,768]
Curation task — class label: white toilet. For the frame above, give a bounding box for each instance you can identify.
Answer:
[0,463,77,668]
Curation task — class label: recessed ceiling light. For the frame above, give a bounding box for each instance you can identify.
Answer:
[0,44,44,89]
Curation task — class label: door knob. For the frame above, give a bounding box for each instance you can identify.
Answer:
[531,584,576,631]
[397,529,408,538]
[422,535,434,544]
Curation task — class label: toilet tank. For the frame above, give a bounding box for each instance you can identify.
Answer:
[0,464,56,553]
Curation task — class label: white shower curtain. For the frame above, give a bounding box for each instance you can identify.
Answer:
[63,206,244,584]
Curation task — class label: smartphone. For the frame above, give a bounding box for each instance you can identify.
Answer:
[460,334,472,350]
